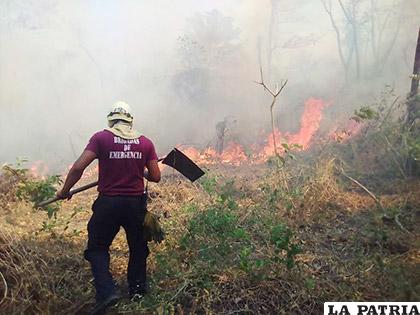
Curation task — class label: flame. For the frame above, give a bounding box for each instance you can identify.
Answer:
[181,147,202,162]
[330,119,362,143]
[28,98,351,174]
[256,97,329,158]
[285,97,330,149]
[30,160,49,178]
[177,97,330,166]
[220,142,248,165]
[261,128,283,157]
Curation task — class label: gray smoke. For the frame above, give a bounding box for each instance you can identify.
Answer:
[0,0,419,171]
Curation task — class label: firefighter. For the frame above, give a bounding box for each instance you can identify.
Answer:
[57,101,161,314]
[215,118,227,154]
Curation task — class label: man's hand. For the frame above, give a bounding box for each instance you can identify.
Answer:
[56,190,72,200]
[145,159,161,183]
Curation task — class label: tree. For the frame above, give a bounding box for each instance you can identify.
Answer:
[256,67,288,159]
[321,0,361,81]
[173,10,241,105]
[369,0,402,74]
[321,0,403,82]
[177,9,240,70]
[405,27,419,176]
[409,28,420,101]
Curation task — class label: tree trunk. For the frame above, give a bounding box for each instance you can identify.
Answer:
[407,27,420,125]
[406,27,420,176]
[410,28,420,97]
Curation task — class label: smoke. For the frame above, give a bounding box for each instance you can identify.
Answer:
[0,0,419,170]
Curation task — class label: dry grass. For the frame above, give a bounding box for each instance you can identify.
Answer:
[0,160,419,314]
[0,230,92,314]
[301,159,362,215]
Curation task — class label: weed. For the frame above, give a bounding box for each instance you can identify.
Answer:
[232,228,250,240]
[63,206,85,231]
[189,207,237,237]
[219,178,238,201]
[270,224,301,269]
[265,143,302,167]
[266,155,285,167]
[238,246,253,272]
[281,142,303,161]
[181,202,198,213]
[3,161,62,218]
[259,184,280,209]
[386,265,420,301]
[40,219,59,233]
[305,277,316,291]
[199,173,218,195]
[352,106,379,122]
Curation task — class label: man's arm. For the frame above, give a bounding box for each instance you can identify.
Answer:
[145,159,161,183]
[57,150,97,198]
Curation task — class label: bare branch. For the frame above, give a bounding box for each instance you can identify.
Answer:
[338,0,360,78]
[255,65,288,158]
[338,0,352,23]
[340,167,412,234]
[275,80,288,97]
[321,0,350,80]
[257,66,277,96]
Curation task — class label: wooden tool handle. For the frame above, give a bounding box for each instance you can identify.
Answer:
[36,157,165,208]
[36,181,98,208]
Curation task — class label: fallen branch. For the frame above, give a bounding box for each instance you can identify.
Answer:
[344,263,375,278]
[339,168,384,211]
[168,280,190,302]
[339,168,412,235]
[394,213,413,235]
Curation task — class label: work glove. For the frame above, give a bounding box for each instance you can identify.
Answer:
[143,211,165,243]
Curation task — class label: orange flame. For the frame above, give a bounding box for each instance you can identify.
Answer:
[30,160,49,178]
[220,142,248,165]
[179,97,330,166]
[285,97,330,149]
[330,119,362,143]
[28,98,343,174]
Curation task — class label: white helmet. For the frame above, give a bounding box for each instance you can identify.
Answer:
[107,101,133,123]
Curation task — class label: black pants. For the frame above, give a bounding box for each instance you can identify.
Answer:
[84,195,149,301]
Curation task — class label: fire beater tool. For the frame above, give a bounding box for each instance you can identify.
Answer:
[36,148,205,208]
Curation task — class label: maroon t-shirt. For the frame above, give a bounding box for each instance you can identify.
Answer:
[85,130,158,195]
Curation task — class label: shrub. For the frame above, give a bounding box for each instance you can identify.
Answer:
[3,161,62,218]
[270,224,301,269]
